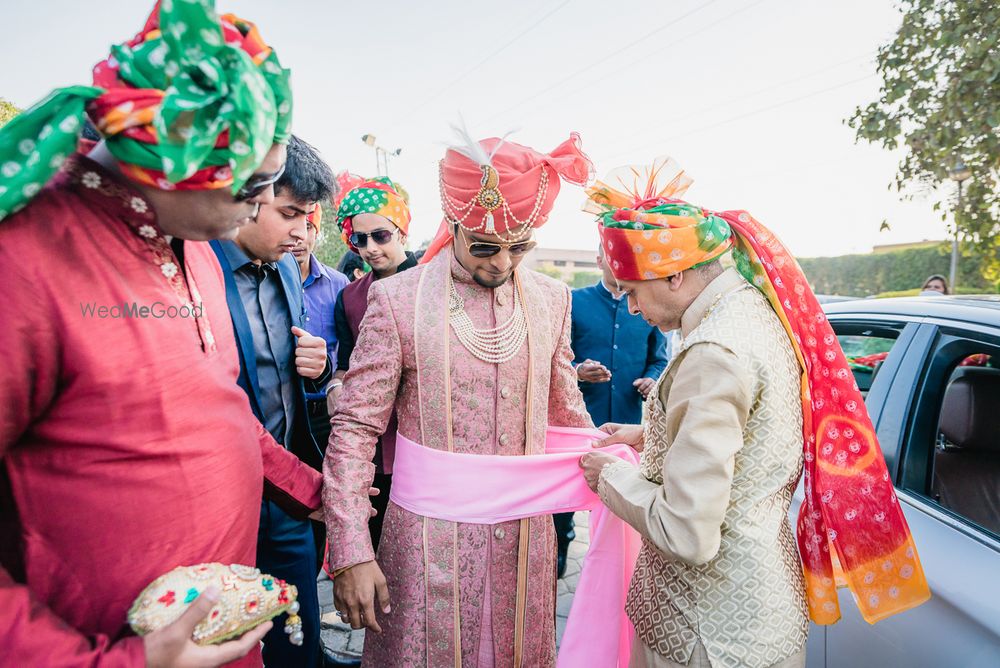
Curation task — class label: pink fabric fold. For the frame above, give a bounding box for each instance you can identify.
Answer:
[390,426,640,667]
[542,132,594,186]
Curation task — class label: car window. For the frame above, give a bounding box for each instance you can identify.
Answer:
[839,334,896,398]
[828,323,903,400]
[900,328,1000,539]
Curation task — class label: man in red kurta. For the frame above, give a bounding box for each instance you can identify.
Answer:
[0,2,322,666]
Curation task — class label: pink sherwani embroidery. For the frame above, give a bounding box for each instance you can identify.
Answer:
[324,249,592,667]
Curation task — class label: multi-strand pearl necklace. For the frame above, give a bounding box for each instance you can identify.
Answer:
[448,274,527,364]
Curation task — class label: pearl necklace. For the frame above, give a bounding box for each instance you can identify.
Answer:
[448,274,527,364]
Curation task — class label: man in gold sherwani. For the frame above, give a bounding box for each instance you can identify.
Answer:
[579,160,929,668]
[323,131,595,667]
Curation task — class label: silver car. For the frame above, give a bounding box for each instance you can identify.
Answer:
[797,296,1000,668]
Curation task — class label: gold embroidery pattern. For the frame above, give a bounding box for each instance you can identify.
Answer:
[627,286,809,667]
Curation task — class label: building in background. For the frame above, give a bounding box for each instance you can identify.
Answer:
[522,247,600,286]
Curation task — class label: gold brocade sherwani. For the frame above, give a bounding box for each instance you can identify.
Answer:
[323,249,592,667]
[598,268,809,668]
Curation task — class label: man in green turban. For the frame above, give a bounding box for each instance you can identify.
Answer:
[0,2,325,666]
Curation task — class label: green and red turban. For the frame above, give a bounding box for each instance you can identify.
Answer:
[586,158,931,627]
[0,0,292,222]
[335,176,411,252]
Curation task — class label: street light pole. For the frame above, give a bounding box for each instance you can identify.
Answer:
[360,134,402,178]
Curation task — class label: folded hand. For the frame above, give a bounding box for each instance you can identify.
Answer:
[592,422,644,453]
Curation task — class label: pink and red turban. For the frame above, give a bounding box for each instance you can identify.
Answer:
[422,132,593,263]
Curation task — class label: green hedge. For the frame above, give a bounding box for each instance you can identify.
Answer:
[313,201,350,269]
[796,244,997,297]
[874,286,988,298]
[572,271,601,288]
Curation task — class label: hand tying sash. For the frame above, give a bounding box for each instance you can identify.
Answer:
[391,425,641,668]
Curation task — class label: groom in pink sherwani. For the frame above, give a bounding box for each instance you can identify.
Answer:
[323,131,595,667]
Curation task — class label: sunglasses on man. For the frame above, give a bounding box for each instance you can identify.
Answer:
[350,228,397,248]
[457,225,537,258]
[234,163,286,202]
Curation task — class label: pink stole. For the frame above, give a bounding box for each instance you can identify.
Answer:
[390,425,640,667]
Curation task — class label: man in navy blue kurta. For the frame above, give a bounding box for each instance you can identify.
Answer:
[555,248,670,575]
[571,256,670,425]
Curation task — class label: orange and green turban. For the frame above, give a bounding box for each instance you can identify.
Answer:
[584,157,732,280]
[587,158,931,627]
[0,0,292,222]
[335,176,411,252]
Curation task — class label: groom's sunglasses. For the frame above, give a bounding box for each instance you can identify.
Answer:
[467,239,537,258]
[458,226,536,258]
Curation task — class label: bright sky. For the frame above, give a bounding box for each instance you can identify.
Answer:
[1,0,953,258]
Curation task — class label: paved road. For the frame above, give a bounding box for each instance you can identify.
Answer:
[319,511,590,665]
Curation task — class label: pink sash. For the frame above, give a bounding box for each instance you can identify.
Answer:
[390,425,640,667]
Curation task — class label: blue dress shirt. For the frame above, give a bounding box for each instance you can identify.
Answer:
[219,241,297,446]
[301,255,348,400]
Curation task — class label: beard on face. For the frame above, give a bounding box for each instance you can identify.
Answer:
[472,269,513,289]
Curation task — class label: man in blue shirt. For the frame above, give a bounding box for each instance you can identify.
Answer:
[555,246,670,576]
[211,135,335,667]
[572,247,670,424]
[292,192,348,448]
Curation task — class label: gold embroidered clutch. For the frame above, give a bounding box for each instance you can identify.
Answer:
[127,563,303,645]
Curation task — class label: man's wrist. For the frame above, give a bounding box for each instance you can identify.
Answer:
[326,379,344,395]
[332,558,374,578]
[597,459,633,503]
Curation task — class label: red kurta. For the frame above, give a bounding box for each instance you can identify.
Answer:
[0,155,322,666]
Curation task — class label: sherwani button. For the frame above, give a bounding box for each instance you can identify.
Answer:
[496,291,506,306]
[494,527,505,540]
[499,433,509,445]
[501,387,511,399]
